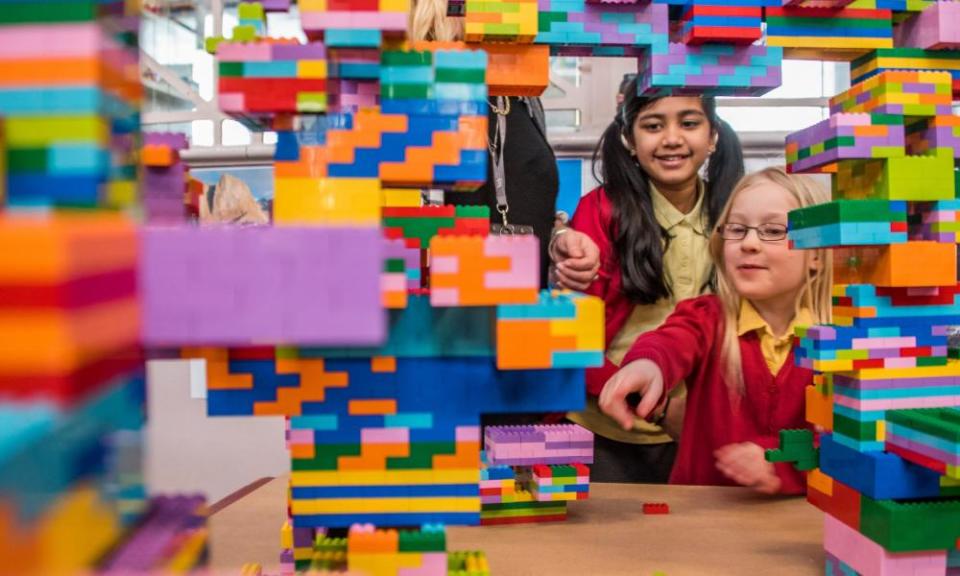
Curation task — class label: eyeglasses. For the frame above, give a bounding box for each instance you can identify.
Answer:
[717,223,788,242]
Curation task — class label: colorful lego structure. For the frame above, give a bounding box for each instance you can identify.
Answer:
[780,4,960,571]
[0,1,208,574]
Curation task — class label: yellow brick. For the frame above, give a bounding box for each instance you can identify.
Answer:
[290,496,480,515]
[274,177,381,224]
[297,60,327,78]
[379,0,410,12]
[291,469,479,486]
[38,484,121,573]
[298,0,326,11]
[382,188,421,208]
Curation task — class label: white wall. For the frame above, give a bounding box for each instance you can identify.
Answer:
[145,360,290,503]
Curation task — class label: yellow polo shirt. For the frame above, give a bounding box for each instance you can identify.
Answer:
[738,300,813,374]
[569,182,713,444]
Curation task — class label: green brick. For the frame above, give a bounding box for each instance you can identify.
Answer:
[382,217,456,245]
[385,259,407,273]
[916,356,948,367]
[833,413,879,442]
[436,68,487,84]
[481,500,565,512]
[887,407,960,442]
[6,149,47,172]
[218,62,244,77]
[291,444,362,471]
[766,15,890,30]
[398,527,446,552]
[860,494,960,552]
[789,199,906,229]
[455,205,490,218]
[385,441,458,469]
[381,84,432,99]
[382,51,433,67]
[0,1,98,24]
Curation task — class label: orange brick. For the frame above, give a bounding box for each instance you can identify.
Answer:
[141,144,176,167]
[348,399,397,415]
[835,242,955,287]
[370,356,397,373]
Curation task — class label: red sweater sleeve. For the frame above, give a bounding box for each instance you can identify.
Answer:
[621,295,723,395]
[569,188,613,300]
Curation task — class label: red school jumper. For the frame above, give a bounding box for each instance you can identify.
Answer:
[569,187,647,396]
[622,295,811,494]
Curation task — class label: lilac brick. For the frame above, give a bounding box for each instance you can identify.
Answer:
[140,225,385,346]
[895,1,960,50]
[484,424,594,466]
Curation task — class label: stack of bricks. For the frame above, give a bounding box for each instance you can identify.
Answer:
[0,0,141,210]
[0,1,213,572]
[788,199,908,248]
[298,0,410,48]
[764,5,894,57]
[679,0,771,45]
[638,43,783,96]
[142,132,190,224]
[464,0,538,43]
[479,424,593,525]
[270,46,488,231]
[217,38,328,119]
[909,199,960,242]
[785,114,906,174]
[783,18,960,570]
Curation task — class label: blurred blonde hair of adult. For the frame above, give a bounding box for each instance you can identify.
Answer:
[409,0,463,41]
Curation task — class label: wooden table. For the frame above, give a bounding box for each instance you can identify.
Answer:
[210,477,824,575]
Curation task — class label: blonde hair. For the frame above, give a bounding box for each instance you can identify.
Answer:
[410,0,463,41]
[707,166,833,395]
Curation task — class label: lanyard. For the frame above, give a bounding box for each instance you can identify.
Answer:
[490,96,509,227]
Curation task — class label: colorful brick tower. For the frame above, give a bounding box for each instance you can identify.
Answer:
[784,9,960,571]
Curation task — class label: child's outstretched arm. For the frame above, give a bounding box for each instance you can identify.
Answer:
[598,359,664,430]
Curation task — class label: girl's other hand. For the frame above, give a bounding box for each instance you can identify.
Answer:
[551,230,600,291]
[714,442,781,495]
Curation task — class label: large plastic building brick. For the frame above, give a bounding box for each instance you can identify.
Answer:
[217,41,328,117]
[788,199,908,248]
[851,49,960,98]
[430,235,539,307]
[496,290,604,369]
[786,114,905,174]
[894,0,960,50]
[465,0,538,43]
[142,133,189,224]
[639,43,783,96]
[140,226,385,346]
[828,70,953,117]
[832,155,955,201]
[765,6,894,56]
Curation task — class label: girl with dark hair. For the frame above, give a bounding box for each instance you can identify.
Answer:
[550,79,744,483]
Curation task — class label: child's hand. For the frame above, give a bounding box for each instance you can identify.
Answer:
[714,442,781,494]
[598,359,665,430]
[550,230,600,291]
